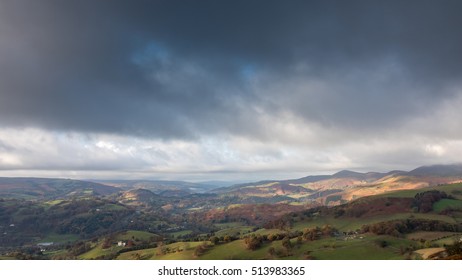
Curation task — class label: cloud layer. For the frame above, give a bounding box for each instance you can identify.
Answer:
[1,1,462,179]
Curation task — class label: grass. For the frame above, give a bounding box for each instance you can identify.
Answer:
[433,198,462,212]
[102,204,127,211]
[214,226,255,238]
[117,241,205,260]
[39,233,79,244]
[293,211,458,233]
[117,239,272,260]
[42,249,66,258]
[170,230,193,239]
[115,233,418,260]
[306,235,412,260]
[406,231,457,241]
[213,222,243,229]
[213,222,263,237]
[409,212,458,223]
[78,243,121,259]
[245,228,286,236]
[115,230,159,241]
[433,235,462,246]
[377,183,462,199]
[78,230,162,259]
[44,200,64,206]
[245,234,416,260]
[377,189,425,198]
[154,242,207,260]
[200,240,270,260]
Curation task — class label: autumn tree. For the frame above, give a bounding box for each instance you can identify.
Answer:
[303,227,319,241]
[282,237,293,251]
[210,236,219,245]
[244,235,262,251]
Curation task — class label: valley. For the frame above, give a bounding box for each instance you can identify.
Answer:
[1,164,462,260]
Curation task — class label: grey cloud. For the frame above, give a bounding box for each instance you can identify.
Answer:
[1,0,462,141]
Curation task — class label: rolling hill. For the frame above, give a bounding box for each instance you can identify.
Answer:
[78,182,462,260]
[93,180,217,196]
[1,163,462,260]
[214,164,462,206]
[0,177,119,200]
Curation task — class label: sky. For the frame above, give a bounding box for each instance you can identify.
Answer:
[1,0,462,181]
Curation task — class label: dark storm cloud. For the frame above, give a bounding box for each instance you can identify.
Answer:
[1,0,462,139]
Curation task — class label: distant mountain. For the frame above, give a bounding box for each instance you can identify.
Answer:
[215,170,386,194]
[332,170,367,178]
[213,164,462,206]
[93,180,217,195]
[284,175,331,185]
[0,177,119,199]
[332,170,392,180]
[408,164,462,177]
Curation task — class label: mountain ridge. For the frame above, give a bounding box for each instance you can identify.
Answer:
[212,164,462,206]
[2,163,462,204]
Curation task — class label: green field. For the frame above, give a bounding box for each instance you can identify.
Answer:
[246,228,286,236]
[214,226,255,237]
[433,198,462,212]
[39,233,79,244]
[292,212,457,233]
[44,200,64,206]
[433,235,462,246]
[116,239,277,260]
[115,230,159,241]
[78,243,121,259]
[306,235,415,260]
[102,204,127,211]
[116,241,206,260]
[170,230,193,238]
[115,234,418,260]
[406,231,457,241]
[77,230,161,259]
[376,183,462,199]
[201,239,273,259]
[213,222,243,229]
